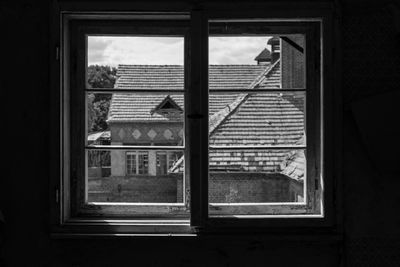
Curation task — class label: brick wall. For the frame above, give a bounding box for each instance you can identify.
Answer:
[88,174,183,202]
[88,172,303,203]
[209,172,298,203]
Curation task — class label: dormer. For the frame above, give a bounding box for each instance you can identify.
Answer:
[151,95,183,115]
[254,48,271,65]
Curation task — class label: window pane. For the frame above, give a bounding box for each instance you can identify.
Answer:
[209,149,305,204]
[87,36,184,88]
[87,93,184,147]
[208,32,307,211]
[126,153,137,175]
[87,149,184,203]
[85,36,186,205]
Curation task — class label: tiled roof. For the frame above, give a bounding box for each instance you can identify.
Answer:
[208,60,305,174]
[248,59,281,89]
[108,64,267,123]
[108,94,184,123]
[87,131,111,142]
[114,64,266,91]
[280,150,305,181]
[209,93,304,146]
[115,65,183,91]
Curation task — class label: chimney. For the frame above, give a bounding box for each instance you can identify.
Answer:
[267,36,280,63]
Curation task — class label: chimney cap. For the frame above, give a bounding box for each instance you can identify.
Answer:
[267,36,280,45]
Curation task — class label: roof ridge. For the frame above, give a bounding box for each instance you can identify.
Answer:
[247,59,280,90]
[209,93,248,136]
[207,60,280,136]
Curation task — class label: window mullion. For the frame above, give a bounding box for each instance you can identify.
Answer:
[188,10,209,227]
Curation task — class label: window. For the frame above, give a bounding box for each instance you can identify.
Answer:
[52,6,337,234]
[126,151,149,175]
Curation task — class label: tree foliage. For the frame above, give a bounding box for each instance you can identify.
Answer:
[87,65,117,89]
[87,65,117,132]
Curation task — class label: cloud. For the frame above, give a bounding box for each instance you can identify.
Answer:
[87,37,113,65]
[209,36,271,64]
[88,36,184,66]
[87,36,272,66]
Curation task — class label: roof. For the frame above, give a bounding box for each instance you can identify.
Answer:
[280,150,305,181]
[207,60,305,173]
[108,94,184,123]
[114,64,266,91]
[87,131,111,142]
[151,95,183,114]
[108,64,267,123]
[254,48,271,62]
[108,60,305,180]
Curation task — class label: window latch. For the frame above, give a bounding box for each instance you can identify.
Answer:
[55,188,59,204]
[55,46,60,61]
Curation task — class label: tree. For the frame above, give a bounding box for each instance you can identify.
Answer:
[87,65,117,132]
[87,65,116,169]
[87,65,117,89]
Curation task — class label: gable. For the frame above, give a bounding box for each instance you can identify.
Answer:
[151,95,183,114]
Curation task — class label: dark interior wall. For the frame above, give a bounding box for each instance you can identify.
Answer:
[1,0,399,266]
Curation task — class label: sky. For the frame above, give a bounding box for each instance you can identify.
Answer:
[87,36,272,66]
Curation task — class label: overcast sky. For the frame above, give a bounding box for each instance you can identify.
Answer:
[87,36,272,66]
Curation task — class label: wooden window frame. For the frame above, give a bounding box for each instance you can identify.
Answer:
[207,23,317,218]
[49,2,341,236]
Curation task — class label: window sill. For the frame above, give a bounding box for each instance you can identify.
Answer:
[51,216,340,239]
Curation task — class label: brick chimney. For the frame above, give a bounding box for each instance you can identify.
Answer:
[267,36,280,63]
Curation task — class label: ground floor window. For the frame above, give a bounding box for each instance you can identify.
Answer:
[156,151,183,175]
[126,151,148,175]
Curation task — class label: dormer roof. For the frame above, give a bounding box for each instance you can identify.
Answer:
[151,95,183,114]
[254,48,271,62]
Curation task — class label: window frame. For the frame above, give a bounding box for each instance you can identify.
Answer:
[61,16,191,222]
[206,22,317,218]
[126,151,149,175]
[50,3,341,236]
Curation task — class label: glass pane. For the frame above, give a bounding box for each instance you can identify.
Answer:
[209,149,305,203]
[209,92,305,147]
[87,149,184,203]
[208,32,306,209]
[87,93,184,147]
[209,34,305,90]
[85,36,186,205]
[87,36,184,88]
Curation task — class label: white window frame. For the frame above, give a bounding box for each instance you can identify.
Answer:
[126,151,149,175]
[50,3,340,236]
